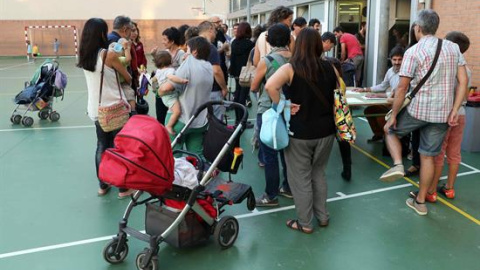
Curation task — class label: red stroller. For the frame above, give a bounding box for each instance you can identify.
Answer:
[99,101,255,270]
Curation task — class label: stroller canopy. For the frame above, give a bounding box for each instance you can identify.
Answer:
[99,115,174,195]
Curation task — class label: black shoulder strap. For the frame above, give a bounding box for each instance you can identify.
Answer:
[410,38,443,98]
[98,49,107,105]
[98,49,124,105]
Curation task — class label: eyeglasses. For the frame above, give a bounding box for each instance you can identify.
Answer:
[213,20,222,24]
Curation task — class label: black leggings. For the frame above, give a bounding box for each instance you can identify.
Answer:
[155,96,168,125]
[337,140,351,167]
[95,122,127,192]
[234,78,249,123]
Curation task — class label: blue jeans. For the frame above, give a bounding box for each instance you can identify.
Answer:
[256,114,289,199]
[210,91,225,121]
[95,121,127,191]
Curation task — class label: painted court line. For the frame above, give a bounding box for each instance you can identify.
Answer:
[0,235,113,259]
[0,90,86,96]
[0,183,412,260]
[0,115,478,260]
[459,161,480,172]
[351,143,480,225]
[0,62,33,71]
[0,75,84,80]
[439,170,480,180]
[354,117,480,176]
[0,119,257,132]
[0,125,94,133]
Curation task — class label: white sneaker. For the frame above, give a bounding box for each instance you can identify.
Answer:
[406,198,428,215]
[379,165,404,182]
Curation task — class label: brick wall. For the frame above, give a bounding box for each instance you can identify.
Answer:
[0,19,203,58]
[433,0,480,88]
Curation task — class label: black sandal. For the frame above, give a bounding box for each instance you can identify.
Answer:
[404,165,420,177]
[286,219,313,234]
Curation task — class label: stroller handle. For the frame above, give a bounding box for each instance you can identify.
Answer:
[194,100,248,124]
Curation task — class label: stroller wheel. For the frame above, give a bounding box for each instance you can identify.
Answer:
[102,239,129,264]
[213,216,239,249]
[49,112,60,122]
[247,192,256,211]
[21,116,34,127]
[11,114,22,125]
[38,110,50,120]
[136,250,158,270]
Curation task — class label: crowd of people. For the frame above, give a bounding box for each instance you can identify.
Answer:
[77,7,471,233]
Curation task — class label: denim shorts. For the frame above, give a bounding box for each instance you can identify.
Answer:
[389,109,448,156]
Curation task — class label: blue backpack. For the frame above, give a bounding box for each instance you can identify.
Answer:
[260,95,291,150]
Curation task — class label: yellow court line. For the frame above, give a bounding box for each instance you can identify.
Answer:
[351,143,480,226]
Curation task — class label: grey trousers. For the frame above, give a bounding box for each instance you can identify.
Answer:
[284,135,335,229]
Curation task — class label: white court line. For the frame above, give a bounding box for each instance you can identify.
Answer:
[0,235,114,259]
[439,170,480,180]
[0,183,412,259]
[236,183,413,219]
[0,118,256,133]
[0,90,86,96]
[0,62,33,71]
[0,125,94,133]
[336,192,347,197]
[459,161,480,172]
[0,119,258,133]
[355,116,480,178]
[0,75,84,80]
[357,117,368,123]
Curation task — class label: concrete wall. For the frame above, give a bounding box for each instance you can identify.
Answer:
[0,0,228,56]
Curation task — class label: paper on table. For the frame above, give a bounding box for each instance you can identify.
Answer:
[364,96,387,100]
[346,90,356,94]
[348,97,364,104]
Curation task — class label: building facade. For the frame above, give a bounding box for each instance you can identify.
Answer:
[227,0,478,88]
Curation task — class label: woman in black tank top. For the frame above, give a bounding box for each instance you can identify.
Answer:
[264,28,337,233]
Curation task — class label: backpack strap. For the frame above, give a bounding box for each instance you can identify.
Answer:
[261,55,283,95]
[266,55,280,71]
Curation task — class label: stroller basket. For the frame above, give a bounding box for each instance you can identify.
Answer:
[146,202,209,248]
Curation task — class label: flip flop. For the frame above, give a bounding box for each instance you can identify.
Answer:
[286,219,313,234]
[118,189,136,199]
[97,185,111,196]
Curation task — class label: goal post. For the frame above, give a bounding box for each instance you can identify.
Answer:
[24,25,78,60]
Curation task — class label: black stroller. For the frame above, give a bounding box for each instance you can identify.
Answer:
[10,60,67,127]
[99,101,255,270]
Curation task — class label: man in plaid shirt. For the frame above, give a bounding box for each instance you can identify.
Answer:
[379,9,468,216]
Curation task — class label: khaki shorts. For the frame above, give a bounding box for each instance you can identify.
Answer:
[389,109,448,156]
